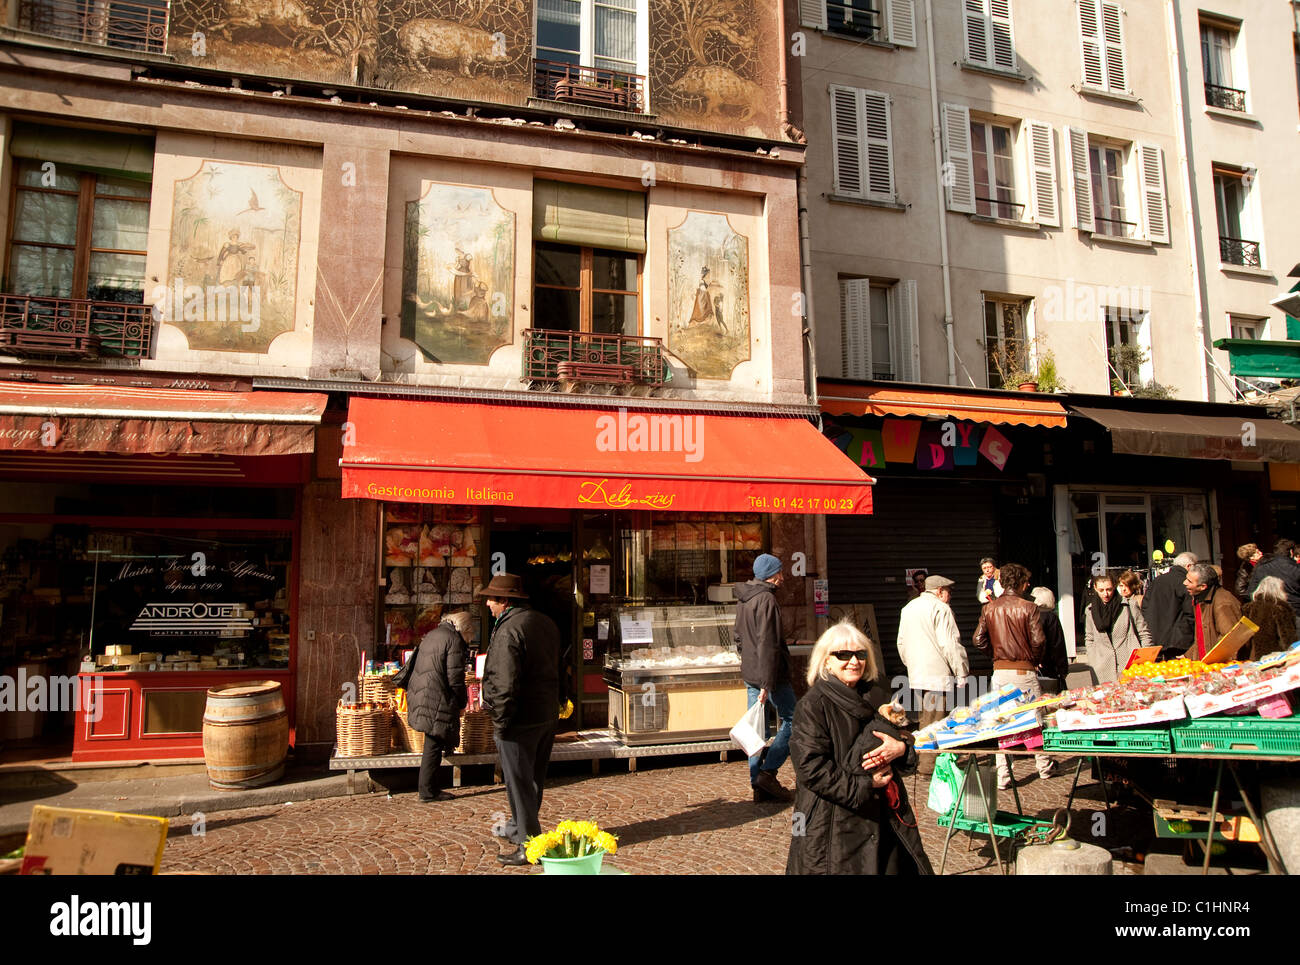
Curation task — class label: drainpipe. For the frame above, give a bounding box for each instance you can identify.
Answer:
[923,0,957,385]
[799,167,820,410]
[777,0,790,128]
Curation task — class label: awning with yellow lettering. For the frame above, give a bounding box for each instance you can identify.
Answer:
[340,398,874,514]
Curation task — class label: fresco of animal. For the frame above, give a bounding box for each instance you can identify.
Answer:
[668,66,763,120]
[214,0,326,47]
[396,18,508,76]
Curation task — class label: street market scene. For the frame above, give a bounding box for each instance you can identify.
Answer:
[1,0,1300,909]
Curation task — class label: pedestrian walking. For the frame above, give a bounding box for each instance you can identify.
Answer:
[1083,574,1152,684]
[786,621,932,875]
[1235,543,1263,601]
[896,574,968,772]
[972,563,1054,789]
[399,610,470,802]
[1185,563,1242,659]
[1142,551,1197,655]
[478,573,561,867]
[1242,576,1298,661]
[977,557,1003,604]
[735,553,796,802]
[1246,540,1300,636]
[1030,587,1069,693]
[1117,569,1145,609]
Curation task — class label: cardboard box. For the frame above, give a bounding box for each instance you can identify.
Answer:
[21,806,168,875]
[105,645,132,657]
[1185,663,1300,718]
[1055,696,1187,731]
[108,654,140,666]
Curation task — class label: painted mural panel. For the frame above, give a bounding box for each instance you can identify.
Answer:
[401,184,514,365]
[166,160,302,352]
[650,0,780,139]
[667,211,749,380]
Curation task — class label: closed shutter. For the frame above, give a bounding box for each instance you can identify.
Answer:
[799,0,827,30]
[885,0,917,47]
[963,0,990,65]
[826,479,999,678]
[1078,0,1105,88]
[889,279,919,382]
[1025,120,1059,227]
[1100,1,1127,92]
[840,278,872,379]
[830,85,863,197]
[1137,143,1169,243]
[990,0,1016,71]
[1067,126,1095,232]
[941,102,976,213]
[862,89,895,202]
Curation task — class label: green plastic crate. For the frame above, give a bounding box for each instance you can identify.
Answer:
[1170,715,1300,757]
[1041,726,1172,754]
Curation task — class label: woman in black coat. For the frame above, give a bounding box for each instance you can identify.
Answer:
[401,611,470,802]
[787,622,933,876]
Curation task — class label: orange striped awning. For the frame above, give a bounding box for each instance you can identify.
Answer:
[817,382,1068,429]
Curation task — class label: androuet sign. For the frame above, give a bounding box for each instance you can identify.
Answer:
[129,602,253,636]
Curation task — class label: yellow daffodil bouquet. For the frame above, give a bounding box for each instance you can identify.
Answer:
[524,820,619,865]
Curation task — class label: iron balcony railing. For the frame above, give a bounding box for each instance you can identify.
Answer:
[1094,215,1137,239]
[1220,236,1262,268]
[521,328,670,387]
[1204,82,1247,112]
[0,293,156,359]
[533,58,645,113]
[17,0,169,54]
[975,197,1025,220]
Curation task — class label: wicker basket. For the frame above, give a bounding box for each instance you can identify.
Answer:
[456,709,494,754]
[393,709,426,755]
[359,672,399,707]
[336,702,392,757]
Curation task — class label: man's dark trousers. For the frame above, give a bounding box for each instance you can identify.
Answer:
[494,720,557,844]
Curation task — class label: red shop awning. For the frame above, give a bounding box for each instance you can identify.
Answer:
[341,398,874,514]
[0,381,328,455]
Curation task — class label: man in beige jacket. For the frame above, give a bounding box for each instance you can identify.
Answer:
[897,575,969,772]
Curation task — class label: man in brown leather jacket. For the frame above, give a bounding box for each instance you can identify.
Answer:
[973,562,1054,789]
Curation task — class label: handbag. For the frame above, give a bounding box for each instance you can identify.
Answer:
[392,642,419,690]
[729,698,768,757]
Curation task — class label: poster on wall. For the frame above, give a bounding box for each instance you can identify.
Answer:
[904,568,929,598]
[668,211,750,379]
[402,183,515,364]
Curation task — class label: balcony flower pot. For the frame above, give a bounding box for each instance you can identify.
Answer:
[1017,380,1039,392]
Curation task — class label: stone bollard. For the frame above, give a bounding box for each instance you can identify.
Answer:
[1261,778,1300,875]
[1016,838,1112,875]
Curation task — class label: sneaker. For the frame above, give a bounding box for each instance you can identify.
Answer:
[997,776,1013,791]
[1037,763,1058,780]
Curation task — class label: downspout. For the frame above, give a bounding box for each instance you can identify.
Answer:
[924,0,957,385]
[782,0,819,409]
[1166,0,1213,402]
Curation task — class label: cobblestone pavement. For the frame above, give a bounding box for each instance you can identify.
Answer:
[160,752,1149,875]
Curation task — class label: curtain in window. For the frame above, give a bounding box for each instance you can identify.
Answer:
[538,0,581,61]
[595,0,637,72]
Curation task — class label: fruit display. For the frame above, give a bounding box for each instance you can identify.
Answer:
[1121,658,1228,681]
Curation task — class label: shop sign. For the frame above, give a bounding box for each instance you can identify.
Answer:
[130,602,252,636]
[831,418,1012,473]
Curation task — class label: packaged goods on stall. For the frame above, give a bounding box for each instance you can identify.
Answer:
[913,684,1041,750]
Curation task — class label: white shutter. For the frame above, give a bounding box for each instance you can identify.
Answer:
[1026,120,1059,227]
[1067,126,1095,232]
[889,280,919,382]
[1137,143,1169,243]
[1100,1,1127,92]
[964,0,990,66]
[941,103,976,213]
[1136,313,1154,385]
[830,85,863,197]
[840,278,872,379]
[990,0,1016,71]
[885,0,916,47]
[862,89,895,202]
[1078,0,1105,88]
[799,0,827,30]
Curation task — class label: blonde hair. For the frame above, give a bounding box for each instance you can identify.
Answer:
[807,620,881,687]
[444,610,474,635]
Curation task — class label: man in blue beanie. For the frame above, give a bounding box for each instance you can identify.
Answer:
[734,552,795,802]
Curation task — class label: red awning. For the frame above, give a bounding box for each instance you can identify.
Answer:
[818,381,1068,428]
[0,381,328,455]
[341,398,874,514]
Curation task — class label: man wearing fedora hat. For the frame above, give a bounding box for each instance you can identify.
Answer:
[479,573,561,866]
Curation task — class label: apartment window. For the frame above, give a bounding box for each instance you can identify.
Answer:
[1078,0,1128,93]
[942,105,1058,226]
[532,242,640,335]
[1229,314,1264,340]
[537,0,642,73]
[1104,305,1151,391]
[1089,143,1130,238]
[1213,166,1260,268]
[17,0,170,54]
[970,120,1018,220]
[839,278,919,381]
[1201,17,1246,112]
[983,296,1027,388]
[829,86,895,203]
[963,0,1016,72]
[798,0,916,46]
[1066,129,1168,243]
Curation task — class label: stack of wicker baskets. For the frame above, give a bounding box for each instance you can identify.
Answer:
[335,701,392,757]
[393,703,425,755]
[456,668,493,754]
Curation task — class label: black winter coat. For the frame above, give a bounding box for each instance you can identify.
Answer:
[1246,555,1300,618]
[482,604,560,736]
[786,677,933,876]
[1141,566,1194,652]
[1038,609,1070,680]
[735,580,790,690]
[404,622,468,744]
[1234,561,1255,601]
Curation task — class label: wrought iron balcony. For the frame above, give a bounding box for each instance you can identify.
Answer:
[522,328,670,388]
[533,59,645,114]
[1220,236,1262,268]
[1094,215,1137,239]
[975,197,1025,221]
[1204,83,1247,112]
[17,0,169,54]
[0,293,155,359]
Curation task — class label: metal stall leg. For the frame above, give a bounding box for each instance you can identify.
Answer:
[1203,761,1224,875]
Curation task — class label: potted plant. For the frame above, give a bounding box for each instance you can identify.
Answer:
[525,819,619,874]
[1034,351,1067,393]
[988,337,1042,392]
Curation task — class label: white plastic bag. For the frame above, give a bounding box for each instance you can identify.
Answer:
[729,698,768,756]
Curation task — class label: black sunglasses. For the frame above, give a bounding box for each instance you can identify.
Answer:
[830,650,870,662]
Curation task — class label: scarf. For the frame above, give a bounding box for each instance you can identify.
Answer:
[1088,590,1125,635]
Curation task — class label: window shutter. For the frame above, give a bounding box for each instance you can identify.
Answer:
[799,0,827,30]
[1067,126,1095,232]
[840,278,872,379]
[1078,0,1105,88]
[941,103,976,213]
[1136,313,1154,385]
[889,280,919,382]
[989,0,1016,71]
[1100,1,1127,92]
[1138,143,1169,243]
[1026,120,1059,227]
[885,0,917,48]
[862,89,895,202]
[830,85,863,197]
[963,0,990,66]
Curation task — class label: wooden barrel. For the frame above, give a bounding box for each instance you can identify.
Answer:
[202,681,289,791]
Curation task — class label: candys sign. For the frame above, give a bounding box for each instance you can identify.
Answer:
[828,417,1012,472]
